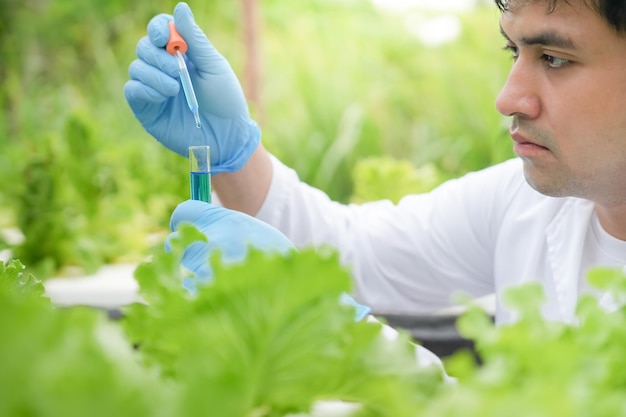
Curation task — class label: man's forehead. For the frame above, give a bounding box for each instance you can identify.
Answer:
[499,0,626,54]
[502,0,592,12]
[502,3,592,43]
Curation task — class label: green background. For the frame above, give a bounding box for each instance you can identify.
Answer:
[0,0,513,277]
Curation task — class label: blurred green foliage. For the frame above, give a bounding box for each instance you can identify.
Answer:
[260,1,513,198]
[0,0,513,277]
[351,157,443,204]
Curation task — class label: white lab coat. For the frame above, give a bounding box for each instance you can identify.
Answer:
[256,155,622,325]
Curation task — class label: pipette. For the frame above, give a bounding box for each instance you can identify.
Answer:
[189,145,212,203]
[167,21,202,129]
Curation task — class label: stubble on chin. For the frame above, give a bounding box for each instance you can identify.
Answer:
[520,158,572,198]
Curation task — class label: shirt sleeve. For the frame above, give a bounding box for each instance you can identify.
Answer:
[257,155,524,314]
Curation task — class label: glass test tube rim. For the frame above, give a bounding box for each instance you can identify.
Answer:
[189,145,211,173]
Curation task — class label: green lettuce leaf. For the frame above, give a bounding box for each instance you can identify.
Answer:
[123,224,441,417]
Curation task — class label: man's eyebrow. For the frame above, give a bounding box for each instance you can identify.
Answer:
[499,24,577,49]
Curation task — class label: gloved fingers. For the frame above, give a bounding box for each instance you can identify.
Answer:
[145,5,228,77]
[242,219,295,254]
[163,230,178,253]
[165,232,213,281]
[170,200,230,231]
[166,229,214,262]
[340,293,372,322]
[180,241,213,280]
[169,200,294,256]
[173,2,232,77]
[147,13,174,48]
[177,235,245,279]
[123,81,164,120]
[136,36,179,78]
[127,60,180,102]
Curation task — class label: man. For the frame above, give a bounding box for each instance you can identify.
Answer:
[124,0,626,325]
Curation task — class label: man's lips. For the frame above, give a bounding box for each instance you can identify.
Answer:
[510,129,544,146]
[509,129,549,156]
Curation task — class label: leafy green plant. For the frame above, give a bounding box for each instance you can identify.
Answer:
[11,112,102,277]
[124,224,443,417]
[9,111,167,278]
[4,229,626,416]
[417,267,626,416]
[0,0,189,277]
[0,259,168,417]
[350,156,443,204]
[1,227,444,417]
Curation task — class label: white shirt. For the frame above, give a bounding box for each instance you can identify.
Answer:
[256,155,626,325]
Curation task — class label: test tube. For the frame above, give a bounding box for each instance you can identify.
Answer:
[189,146,211,203]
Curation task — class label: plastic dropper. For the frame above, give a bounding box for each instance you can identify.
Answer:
[167,21,202,129]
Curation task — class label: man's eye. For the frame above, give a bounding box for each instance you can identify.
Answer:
[543,55,570,68]
[503,44,519,59]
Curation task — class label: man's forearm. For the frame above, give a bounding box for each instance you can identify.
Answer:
[212,144,273,216]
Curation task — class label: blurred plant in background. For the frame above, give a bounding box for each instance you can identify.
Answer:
[351,157,443,204]
[260,0,513,198]
[0,0,513,278]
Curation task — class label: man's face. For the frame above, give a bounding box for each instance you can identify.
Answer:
[496,0,626,206]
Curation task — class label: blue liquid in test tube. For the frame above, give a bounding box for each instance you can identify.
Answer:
[189,146,211,203]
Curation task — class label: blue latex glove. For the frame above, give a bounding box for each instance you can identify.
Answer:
[124,2,259,174]
[168,200,371,321]
[168,200,294,287]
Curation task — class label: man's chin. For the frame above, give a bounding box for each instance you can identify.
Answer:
[521,163,568,198]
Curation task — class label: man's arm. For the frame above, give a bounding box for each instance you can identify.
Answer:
[212,144,273,216]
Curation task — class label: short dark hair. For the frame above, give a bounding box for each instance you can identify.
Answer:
[494,0,626,34]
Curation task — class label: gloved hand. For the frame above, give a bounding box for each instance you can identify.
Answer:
[168,200,371,321]
[124,2,259,174]
[167,200,294,288]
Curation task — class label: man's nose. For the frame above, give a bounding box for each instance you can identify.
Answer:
[495,58,541,119]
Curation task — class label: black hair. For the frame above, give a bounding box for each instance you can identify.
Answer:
[494,0,626,34]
